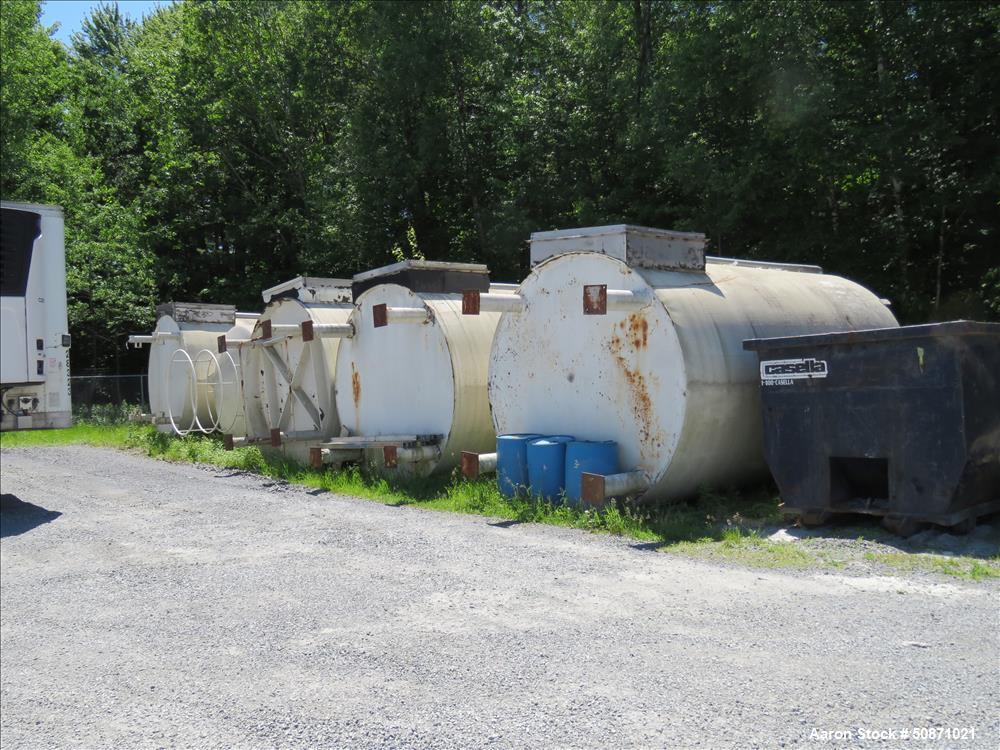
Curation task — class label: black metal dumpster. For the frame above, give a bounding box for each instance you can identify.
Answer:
[743,321,1000,536]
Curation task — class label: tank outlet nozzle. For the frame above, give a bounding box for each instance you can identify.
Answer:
[462,451,498,478]
[581,470,650,505]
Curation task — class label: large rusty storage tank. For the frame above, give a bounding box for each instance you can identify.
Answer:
[320,260,508,477]
[470,225,899,504]
[234,277,354,462]
[129,303,256,434]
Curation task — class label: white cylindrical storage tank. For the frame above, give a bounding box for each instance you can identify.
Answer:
[211,312,260,438]
[330,261,505,477]
[487,225,899,503]
[238,277,354,462]
[139,303,242,434]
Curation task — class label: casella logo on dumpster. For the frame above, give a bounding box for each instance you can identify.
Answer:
[760,357,829,385]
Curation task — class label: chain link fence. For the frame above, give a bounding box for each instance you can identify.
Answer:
[70,373,149,415]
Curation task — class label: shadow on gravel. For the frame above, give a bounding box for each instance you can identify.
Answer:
[630,541,667,551]
[1,494,62,538]
[488,519,522,529]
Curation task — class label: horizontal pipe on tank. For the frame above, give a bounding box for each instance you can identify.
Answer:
[320,434,442,449]
[461,289,525,315]
[580,470,651,505]
[582,284,653,315]
[371,303,430,328]
[305,321,354,340]
[383,444,441,468]
[224,429,326,450]
[216,335,251,353]
[461,451,498,479]
[127,334,154,347]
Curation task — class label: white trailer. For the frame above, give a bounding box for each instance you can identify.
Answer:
[0,201,72,430]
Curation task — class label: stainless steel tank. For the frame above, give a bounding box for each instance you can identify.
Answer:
[233,277,354,463]
[469,225,899,503]
[130,303,251,434]
[323,261,507,477]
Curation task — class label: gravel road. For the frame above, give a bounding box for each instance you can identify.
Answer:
[1,446,997,749]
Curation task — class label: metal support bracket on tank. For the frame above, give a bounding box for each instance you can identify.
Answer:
[247,320,288,348]
[307,434,443,469]
[580,470,651,505]
[127,330,180,349]
[582,285,654,315]
[461,290,525,315]
[309,445,364,469]
[372,303,430,328]
[127,334,154,348]
[461,451,498,479]
[217,335,252,353]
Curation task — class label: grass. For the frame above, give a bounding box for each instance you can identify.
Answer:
[0,423,140,448]
[669,526,817,569]
[3,424,998,581]
[864,552,1000,581]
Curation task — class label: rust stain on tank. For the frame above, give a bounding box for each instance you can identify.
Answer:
[627,313,648,349]
[609,318,660,457]
[351,362,361,409]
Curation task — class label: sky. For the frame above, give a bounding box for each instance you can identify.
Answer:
[40,0,167,44]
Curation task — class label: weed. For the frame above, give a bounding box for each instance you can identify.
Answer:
[863,552,1000,581]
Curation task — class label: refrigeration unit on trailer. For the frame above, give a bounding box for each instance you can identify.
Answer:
[0,201,71,431]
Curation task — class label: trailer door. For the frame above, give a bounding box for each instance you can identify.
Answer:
[0,208,41,384]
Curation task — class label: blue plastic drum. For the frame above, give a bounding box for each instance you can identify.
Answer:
[496,434,542,497]
[565,440,619,504]
[526,436,575,501]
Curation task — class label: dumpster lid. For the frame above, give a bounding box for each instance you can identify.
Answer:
[743,320,1000,351]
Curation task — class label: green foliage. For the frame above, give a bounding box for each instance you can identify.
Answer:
[73,400,145,425]
[2,0,998,378]
[1,1,156,372]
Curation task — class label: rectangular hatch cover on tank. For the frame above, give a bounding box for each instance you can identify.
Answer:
[529,224,707,271]
[262,276,352,304]
[351,259,491,299]
[155,302,235,325]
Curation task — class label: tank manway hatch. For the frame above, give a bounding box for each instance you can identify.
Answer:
[155,302,235,325]
[529,224,707,271]
[262,276,352,304]
[351,259,491,299]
